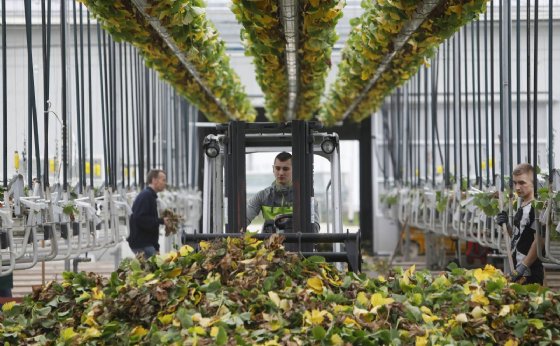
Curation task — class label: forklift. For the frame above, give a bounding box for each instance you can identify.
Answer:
[182,121,361,272]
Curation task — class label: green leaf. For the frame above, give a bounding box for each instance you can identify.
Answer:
[216,326,227,345]
[312,326,326,340]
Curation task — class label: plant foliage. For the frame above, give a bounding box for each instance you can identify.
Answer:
[320,0,488,125]
[2,235,560,344]
[79,0,256,122]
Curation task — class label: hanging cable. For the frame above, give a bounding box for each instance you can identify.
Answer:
[145,66,150,171]
[87,10,93,188]
[499,0,506,188]
[549,0,553,178]
[2,0,6,187]
[124,44,130,188]
[484,9,490,186]
[457,32,463,187]
[98,27,108,187]
[110,39,117,189]
[490,2,496,185]
[61,0,68,190]
[463,28,470,188]
[24,0,42,188]
[137,54,145,188]
[423,67,428,184]
[119,43,125,188]
[431,52,443,186]
[132,51,139,187]
[41,0,52,188]
[476,21,482,189]
[526,0,531,163]
[533,0,538,181]
[80,2,85,191]
[445,41,451,187]
[516,0,521,164]
[73,0,83,192]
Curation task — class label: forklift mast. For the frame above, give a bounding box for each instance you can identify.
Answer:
[193,121,361,272]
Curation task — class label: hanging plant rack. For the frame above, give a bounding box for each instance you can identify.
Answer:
[320,0,489,125]
[79,0,255,122]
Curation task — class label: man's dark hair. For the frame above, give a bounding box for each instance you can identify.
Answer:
[512,163,534,177]
[146,169,165,184]
[275,152,292,162]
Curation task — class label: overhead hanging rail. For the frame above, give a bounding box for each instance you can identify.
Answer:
[320,0,489,125]
[79,0,255,123]
[279,0,298,121]
[231,0,342,122]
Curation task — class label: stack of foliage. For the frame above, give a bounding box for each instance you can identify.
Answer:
[231,0,343,122]
[161,208,184,236]
[320,0,488,125]
[3,235,560,344]
[79,0,255,122]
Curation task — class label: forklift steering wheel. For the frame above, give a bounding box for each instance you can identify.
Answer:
[274,214,293,231]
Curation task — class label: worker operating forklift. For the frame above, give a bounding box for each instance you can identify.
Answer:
[246,151,320,239]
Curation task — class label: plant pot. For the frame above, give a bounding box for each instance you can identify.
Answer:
[60,222,80,240]
[0,230,7,249]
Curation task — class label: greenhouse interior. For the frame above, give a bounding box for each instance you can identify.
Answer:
[1,0,560,344]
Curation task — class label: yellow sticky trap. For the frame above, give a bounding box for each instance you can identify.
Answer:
[50,159,56,173]
[436,165,443,174]
[481,160,486,170]
[85,161,91,175]
[94,163,101,177]
[13,151,20,170]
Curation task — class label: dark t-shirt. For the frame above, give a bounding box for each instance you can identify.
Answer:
[511,204,544,284]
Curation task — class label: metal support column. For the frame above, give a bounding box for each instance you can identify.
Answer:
[292,120,313,235]
[225,121,246,233]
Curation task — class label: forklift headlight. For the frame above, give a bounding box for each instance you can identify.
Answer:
[320,137,337,154]
[204,140,220,158]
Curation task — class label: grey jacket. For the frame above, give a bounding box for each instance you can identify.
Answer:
[246,182,320,232]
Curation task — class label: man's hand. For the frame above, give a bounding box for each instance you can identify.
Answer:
[496,211,509,227]
[509,262,528,282]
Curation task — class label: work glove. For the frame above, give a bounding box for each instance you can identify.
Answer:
[509,262,528,282]
[496,211,509,227]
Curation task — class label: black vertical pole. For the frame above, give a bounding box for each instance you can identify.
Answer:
[73,0,82,192]
[359,117,373,247]
[516,0,521,164]
[225,121,246,233]
[79,3,85,190]
[533,0,538,173]
[145,66,150,171]
[41,0,52,187]
[526,0,531,163]
[61,0,68,191]
[549,0,553,177]
[1,0,6,187]
[87,11,93,187]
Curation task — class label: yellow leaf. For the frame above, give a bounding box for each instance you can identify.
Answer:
[307,277,324,294]
[158,314,173,325]
[370,293,394,308]
[2,301,16,312]
[420,306,432,315]
[60,327,78,341]
[179,244,194,256]
[191,326,206,335]
[304,309,329,325]
[268,291,281,307]
[163,251,178,262]
[309,0,319,7]
[471,290,490,306]
[499,304,512,317]
[504,339,519,346]
[447,4,462,15]
[471,306,487,319]
[455,313,468,323]
[356,292,369,307]
[377,275,386,282]
[422,313,439,323]
[416,335,428,346]
[83,327,101,339]
[199,241,210,250]
[331,334,344,346]
[210,326,219,337]
[168,267,183,278]
[92,287,104,300]
[343,317,360,328]
[130,326,148,338]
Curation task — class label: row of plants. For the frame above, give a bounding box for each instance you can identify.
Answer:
[230,0,343,122]
[320,0,489,125]
[2,235,560,344]
[79,0,256,122]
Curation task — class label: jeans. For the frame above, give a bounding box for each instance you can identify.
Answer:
[131,245,157,260]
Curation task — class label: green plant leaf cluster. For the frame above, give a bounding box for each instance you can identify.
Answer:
[472,191,500,217]
[231,0,343,122]
[320,0,488,125]
[3,235,560,344]
[79,0,255,123]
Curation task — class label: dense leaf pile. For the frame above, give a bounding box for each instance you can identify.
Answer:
[2,235,560,345]
[321,0,488,125]
[79,0,255,122]
[162,208,184,236]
